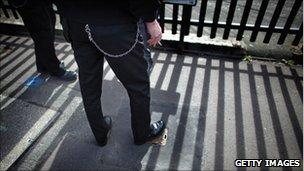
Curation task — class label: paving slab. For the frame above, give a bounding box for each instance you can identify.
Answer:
[0,95,59,170]
[1,35,303,171]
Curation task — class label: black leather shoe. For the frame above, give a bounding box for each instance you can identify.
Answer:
[57,70,77,81]
[96,116,112,147]
[134,120,166,145]
[37,61,65,74]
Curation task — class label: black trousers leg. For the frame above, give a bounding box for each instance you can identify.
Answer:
[105,44,151,142]
[68,21,151,142]
[72,41,107,142]
[16,0,64,76]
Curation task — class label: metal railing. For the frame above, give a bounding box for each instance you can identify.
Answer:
[1,0,303,46]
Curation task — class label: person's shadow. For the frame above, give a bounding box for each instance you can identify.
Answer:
[39,79,149,171]
[40,132,150,171]
[40,77,180,171]
[40,96,150,171]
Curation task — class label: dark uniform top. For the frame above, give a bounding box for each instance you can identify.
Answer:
[56,0,160,25]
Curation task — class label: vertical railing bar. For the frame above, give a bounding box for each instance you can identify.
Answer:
[179,5,192,51]
[263,0,287,43]
[197,0,208,37]
[0,0,301,47]
[172,4,179,34]
[183,5,192,35]
[159,3,165,32]
[223,0,238,39]
[278,0,302,44]
[210,0,223,38]
[292,23,303,46]
[179,6,186,52]
[236,0,254,40]
[250,0,270,42]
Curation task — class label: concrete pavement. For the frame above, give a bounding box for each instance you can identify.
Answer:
[1,0,302,60]
[0,34,303,170]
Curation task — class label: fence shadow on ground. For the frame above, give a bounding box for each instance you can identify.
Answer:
[0,34,303,170]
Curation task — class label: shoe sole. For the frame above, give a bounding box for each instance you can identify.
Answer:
[146,128,168,146]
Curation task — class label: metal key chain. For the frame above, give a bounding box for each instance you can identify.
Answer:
[85,24,140,58]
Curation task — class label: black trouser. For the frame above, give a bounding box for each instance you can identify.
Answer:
[67,20,151,142]
[14,0,64,76]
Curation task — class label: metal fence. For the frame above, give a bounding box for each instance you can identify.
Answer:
[0,0,303,46]
[158,0,303,46]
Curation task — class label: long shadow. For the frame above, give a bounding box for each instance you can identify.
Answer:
[214,59,225,170]
[3,34,302,170]
[0,79,69,169]
[154,51,170,91]
[7,73,82,171]
[42,113,150,171]
[35,53,80,108]
[0,52,71,105]
[30,77,147,170]
[0,38,38,93]
[145,52,170,169]
[0,38,34,66]
[0,43,33,71]
[0,35,86,170]
[0,49,35,81]
[168,57,198,170]
[191,58,211,170]
[98,88,151,170]
[0,52,79,165]
[247,64,268,170]
[20,91,82,171]
[233,61,245,171]
[4,39,116,170]
[145,53,182,170]
[0,36,19,45]
[289,68,303,102]
[261,65,289,159]
[275,66,303,154]
[0,62,36,100]
[0,37,30,61]
[47,133,149,170]
[0,35,11,44]
[0,83,60,163]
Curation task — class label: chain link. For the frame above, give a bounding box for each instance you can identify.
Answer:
[85,24,139,58]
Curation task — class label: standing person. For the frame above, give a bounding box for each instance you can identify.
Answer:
[9,0,77,81]
[56,1,166,146]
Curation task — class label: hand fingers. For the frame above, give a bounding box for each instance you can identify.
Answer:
[149,33,162,41]
[147,38,154,44]
[149,39,159,47]
[148,31,162,46]
[147,39,154,46]
[148,34,162,44]
[148,36,162,47]
[147,38,158,46]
